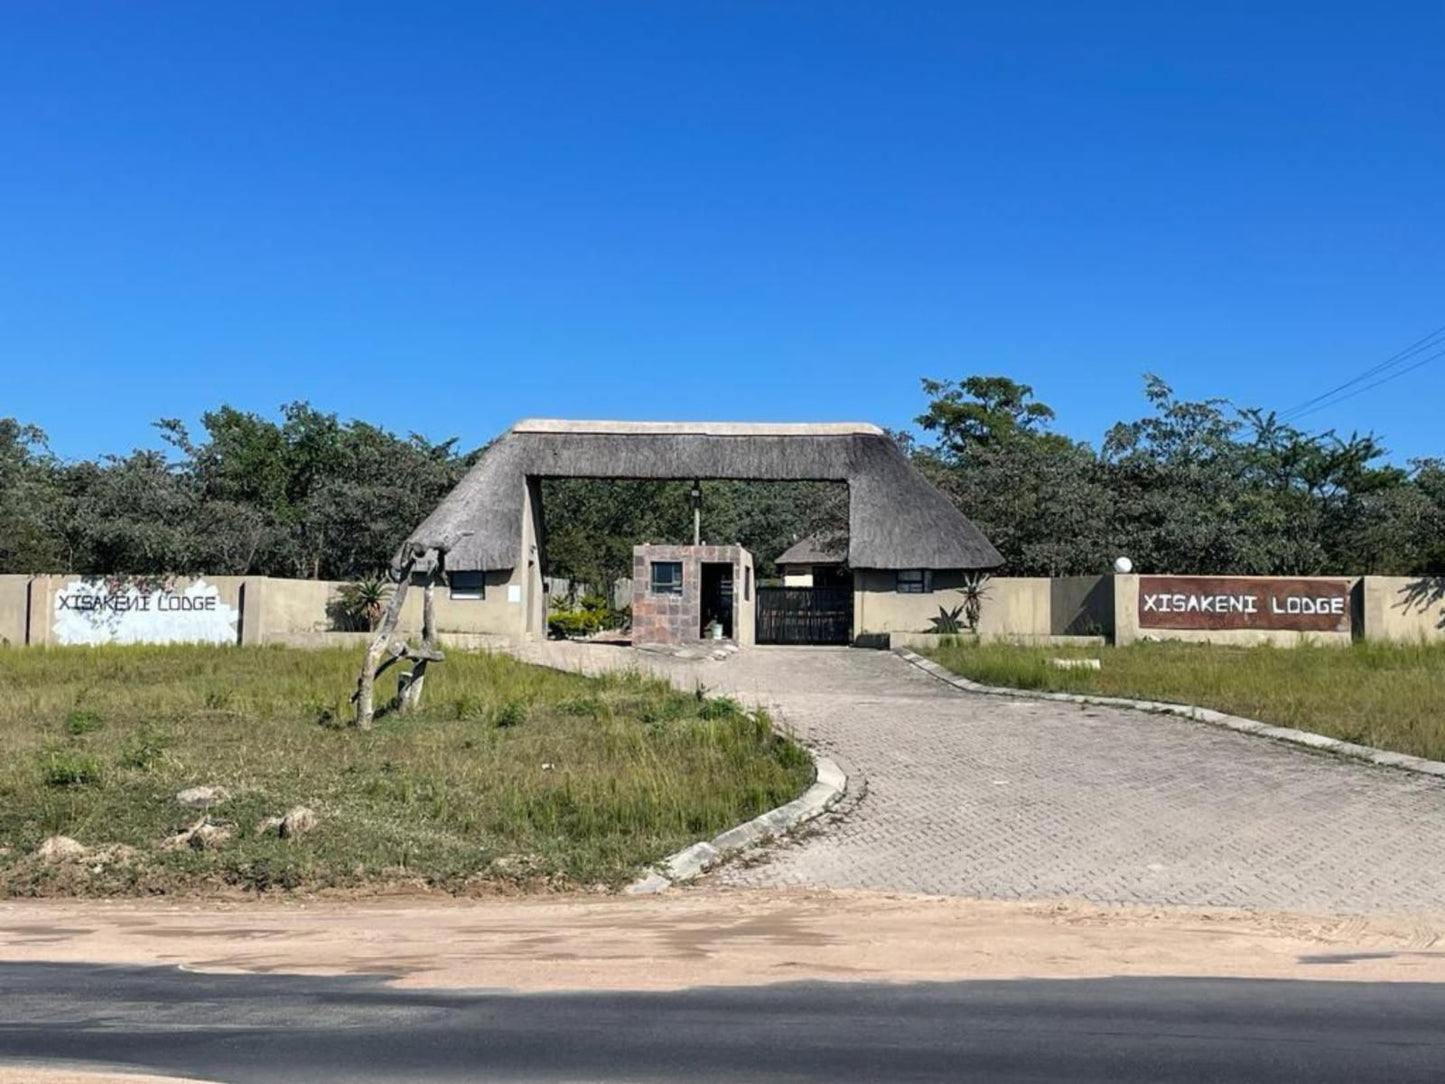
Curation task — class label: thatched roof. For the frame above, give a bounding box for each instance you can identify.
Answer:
[776,532,848,567]
[401,420,1003,572]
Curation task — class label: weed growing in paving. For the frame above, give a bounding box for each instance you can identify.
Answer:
[0,645,813,896]
[928,639,1445,761]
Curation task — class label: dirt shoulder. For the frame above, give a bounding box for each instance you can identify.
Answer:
[0,1069,214,1084]
[3,888,1443,991]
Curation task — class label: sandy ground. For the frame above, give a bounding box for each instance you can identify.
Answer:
[2,888,1444,992]
[0,1070,214,1084]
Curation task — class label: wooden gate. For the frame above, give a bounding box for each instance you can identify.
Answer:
[755,587,853,645]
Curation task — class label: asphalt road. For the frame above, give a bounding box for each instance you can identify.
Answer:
[2,963,1444,1082]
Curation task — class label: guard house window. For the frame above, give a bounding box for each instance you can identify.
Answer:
[650,561,684,596]
[449,571,486,600]
[896,569,931,594]
[744,566,752,602]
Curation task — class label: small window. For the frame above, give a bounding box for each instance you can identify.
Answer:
[650,561,684,595]
[449,571,486,600]
[744,566,752,602]
[896,569,931,594]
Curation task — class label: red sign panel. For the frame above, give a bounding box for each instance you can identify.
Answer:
[1137,576,1351,633]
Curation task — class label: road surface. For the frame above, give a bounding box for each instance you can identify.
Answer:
[3,961,1445,1082]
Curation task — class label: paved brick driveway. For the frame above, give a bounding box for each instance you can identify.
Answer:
[521,644,1445,912]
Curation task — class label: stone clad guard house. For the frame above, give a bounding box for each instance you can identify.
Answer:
[398,419,1003,647]
[631,544,756,647]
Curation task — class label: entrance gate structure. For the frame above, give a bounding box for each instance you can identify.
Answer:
[353,420,1002,725]
[756,586,854,645]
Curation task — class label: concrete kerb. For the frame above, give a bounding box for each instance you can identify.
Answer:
[625,753,848,895]
[894,648,1445,781]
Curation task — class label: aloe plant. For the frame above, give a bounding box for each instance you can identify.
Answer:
[960,571,991,632]
[337,575,393,631]
[930,604,967,634]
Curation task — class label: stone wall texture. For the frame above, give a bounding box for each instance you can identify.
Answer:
[631,544,753,647]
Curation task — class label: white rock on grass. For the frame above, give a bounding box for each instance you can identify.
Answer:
[163,817,233,852]
[176,785,230,810]
[189,823,233,850]
[279,806,318,839]
[36,836,87,863]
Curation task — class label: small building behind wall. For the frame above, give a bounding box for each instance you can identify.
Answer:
[775,533,850,588]
[631,544,756,648]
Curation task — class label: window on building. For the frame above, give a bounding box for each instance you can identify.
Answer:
[744,566,752,601]
[650,561,684,595]
[896,569,931,594]
[449,571,486,600]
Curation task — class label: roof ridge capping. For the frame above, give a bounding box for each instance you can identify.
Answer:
[511,419,887,437]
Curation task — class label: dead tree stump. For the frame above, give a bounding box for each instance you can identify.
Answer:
[353,558,414,729]
[400,573,439,713]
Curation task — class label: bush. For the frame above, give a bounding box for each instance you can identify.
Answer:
[548,610,602,640]
[494,699,528,728]
[698,696,745,720]
[547,592,627,639]
[118,729,171,770]
[40,749,104,787]
[65,708,103,736]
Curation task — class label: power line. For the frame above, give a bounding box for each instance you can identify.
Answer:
[1287,344,1445,423]
[1279,324,1445,422]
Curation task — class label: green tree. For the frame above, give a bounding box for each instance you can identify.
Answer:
[0,420,68,572]
[916,376,1060,456]
[913,377,1113,575]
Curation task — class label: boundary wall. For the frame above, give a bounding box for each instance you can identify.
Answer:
[858,574,1445,648]
[5,574,519,648]
[1,573,1441,649]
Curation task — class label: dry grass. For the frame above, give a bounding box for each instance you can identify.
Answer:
[0,645,812,896]
[928,638,1445,761]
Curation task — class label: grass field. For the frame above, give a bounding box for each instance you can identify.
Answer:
[927,639,1445,761]
[0,645,812,897]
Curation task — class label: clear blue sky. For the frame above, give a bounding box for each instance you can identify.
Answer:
[3,2,1442,462]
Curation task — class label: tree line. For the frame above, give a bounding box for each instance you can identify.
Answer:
[910,375,1444,576]
[2,376,1441,583]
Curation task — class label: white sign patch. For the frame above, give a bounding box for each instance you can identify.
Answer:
[53,579,239,646]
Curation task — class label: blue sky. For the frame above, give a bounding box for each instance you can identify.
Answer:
[3,2,1442,462]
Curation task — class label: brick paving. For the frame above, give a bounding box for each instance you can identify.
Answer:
[519,643,1445,912]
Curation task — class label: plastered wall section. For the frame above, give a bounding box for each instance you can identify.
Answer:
[1112,574,1357,647]
[736,550,757,647]
[1359,576,1445,643]
[852,573,1052,642]
[0,575,31,645]
[250,571,524,644]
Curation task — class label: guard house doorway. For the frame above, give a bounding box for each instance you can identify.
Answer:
[701,562,735,638]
